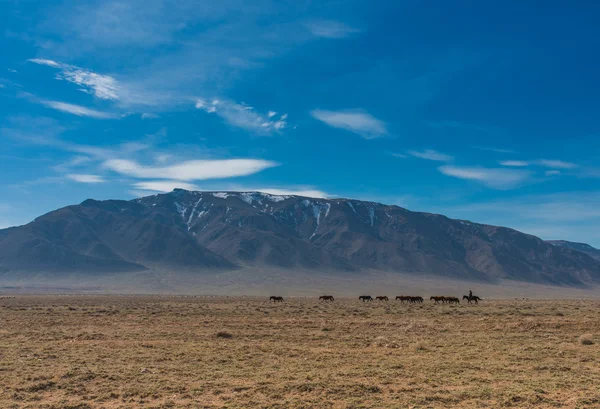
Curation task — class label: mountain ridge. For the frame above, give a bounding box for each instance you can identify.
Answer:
[547,240,600,261]
[1,189,599,288]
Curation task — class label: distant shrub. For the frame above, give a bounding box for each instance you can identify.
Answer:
[216,331,233,339]
[412,341,427,351]
[580,334,594,345]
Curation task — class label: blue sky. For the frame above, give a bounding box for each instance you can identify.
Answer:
[1,0,599,246]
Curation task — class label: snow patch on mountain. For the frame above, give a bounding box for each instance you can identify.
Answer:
[174,202,187,219]
[310,202,331,239]
[186,198,203,230]
[347,202,357,214]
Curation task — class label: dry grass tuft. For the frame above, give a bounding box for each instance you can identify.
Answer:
[215,330,233,338]
[412,341,428,351]
[580,334,594,345]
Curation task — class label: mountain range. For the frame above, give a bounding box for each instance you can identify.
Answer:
[1,189,599,287]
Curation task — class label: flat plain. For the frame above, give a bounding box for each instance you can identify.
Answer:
[0,295,599,408]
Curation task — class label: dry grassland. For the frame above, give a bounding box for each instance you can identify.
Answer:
[0,295,599,408]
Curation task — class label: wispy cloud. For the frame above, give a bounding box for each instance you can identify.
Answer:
[453,193,600,223]
[38,100,117,119]
[475,146,517,154]
[133,180,200,192]
[438,192,600,246]
[311,109,387,139]
[66,174,105,183]
[499,160,529,167]
[242,187,328,198]
[536,159,578,169]
[196,99,288,135]
[408,149,453,162]
[306,20,359,39]
[499,159,578,169]
[35,1,329,112]
[52,156,93,173]
[29,58,120,100]
[390,153,408,158]
[104,158,278,180]
[138,184,329,198]
[545,170,561,176]
[28,58,163,108]
[4,116,282,195]
[438,165,531,189]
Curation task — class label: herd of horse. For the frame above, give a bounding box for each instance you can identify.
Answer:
[270,294,482,304]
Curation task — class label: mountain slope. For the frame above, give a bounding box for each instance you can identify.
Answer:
[1,189,599,287]
[547,240,600,261]
[0,197,234,275]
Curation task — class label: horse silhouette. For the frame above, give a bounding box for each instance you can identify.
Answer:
[269,296,284,302]
[319,295,335,301]
[463,295,482,304]
[375,296,389,301]
[396,296,423,303]
[359,295,373,302]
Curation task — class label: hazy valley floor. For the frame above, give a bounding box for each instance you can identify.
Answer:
[1,296,599,408]
[3,268,600,298]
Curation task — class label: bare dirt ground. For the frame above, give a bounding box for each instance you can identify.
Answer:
[1,295,599,408]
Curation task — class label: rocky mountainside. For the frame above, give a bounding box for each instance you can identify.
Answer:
[1,189,600,286]
[547,240,600,261]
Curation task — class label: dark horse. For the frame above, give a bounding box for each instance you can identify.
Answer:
[396,296,423,303]
[463,295,482,304]
[359,295,373,302]
[375,296,389,301]
[319,295,335,301]
[269,296,284,302]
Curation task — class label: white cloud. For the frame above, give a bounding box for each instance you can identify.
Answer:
[52,155,93,172]
[545,170,561,176]
[196,99,287,134]
[133,180,200,192]
[104,158,278,180]
[244,187,328,198]
[438,165,531,189]
[39,100,116,119]
[155,154,172,164]
[169,185,329,198]
[536,159,578,169]
[408,149,453,162]
[29,58,120,100]
[141,113,159,119]
[474,146,517,154]
[28,58,61,68]
[499,160,529,167]
[499,159,578,169]
[66,174,105,183]
[311,109,387,139]
[306,20,359,39]
[390,153,408,158]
